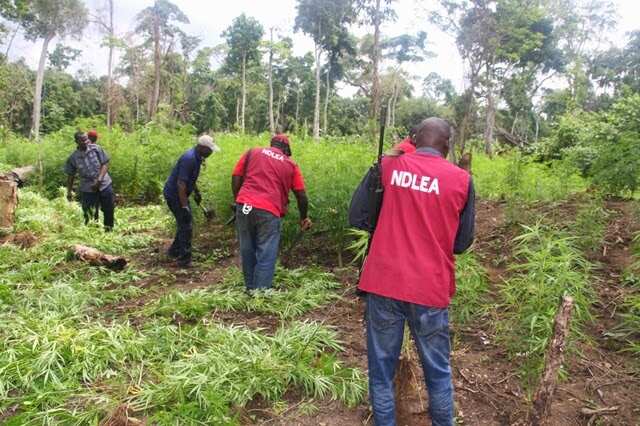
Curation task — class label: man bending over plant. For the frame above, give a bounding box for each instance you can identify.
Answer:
[65,131,115,231]
[163,135,220,268]
[350,117,475,426]
[231,134,312,291]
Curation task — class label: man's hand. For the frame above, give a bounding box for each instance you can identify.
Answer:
[91,179,100,192]
[193,191,202,205]
[66,191,73,202]
[300,217,313,231]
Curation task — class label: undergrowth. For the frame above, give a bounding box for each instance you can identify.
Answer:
[497,223,594,387]
[150,266,342,320]
[450,252,491,325]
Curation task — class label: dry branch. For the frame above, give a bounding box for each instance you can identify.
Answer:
[72,244,127,271]
[530,295,574,425]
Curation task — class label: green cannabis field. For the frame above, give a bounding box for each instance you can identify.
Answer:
[0,126,639,425]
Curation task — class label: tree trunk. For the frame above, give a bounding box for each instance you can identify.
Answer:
[322,60,331,135]
[72,244,127,271]
[0,166,35,229]
[530,296,574,426]
[235,96,240,129]
[295,85,301,126]
[484,66,495,157]
[241,52,247,134]
[268,28,275,134]
[313,42,321,141]
[106,0,114,129]
[370,0,382,121]
[150,11,161,118]
[31,34,54,141]
[4,26,19,58]
[323,59,331,136]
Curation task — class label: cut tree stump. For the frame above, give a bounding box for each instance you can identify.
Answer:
[0,166,36,230]
[530,295,574,426]
[73,244,127,271]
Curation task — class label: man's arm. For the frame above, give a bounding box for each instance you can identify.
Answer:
[66,175,75,201]
[231,175,243,199]
[294,190,312,230]
[348,168,374,230]
[64,156,76,201]
[92,147,109,190]
[193,183,202,204]
[453,178,476,254]
[231,152,248,199]
[177,180,190,209]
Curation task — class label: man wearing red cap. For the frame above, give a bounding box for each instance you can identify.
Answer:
[390,126,417,155]
[87,130,99,144]
[231,133,312,290]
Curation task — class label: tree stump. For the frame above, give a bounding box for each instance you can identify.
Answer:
[0,166,35,230]
[72,244,127,271]
[0,180,18,230]
[530,295,574,425]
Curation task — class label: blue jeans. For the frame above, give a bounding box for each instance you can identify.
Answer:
[236,205,281,290]
[366,293,454,426]
[164,194,193,264]
[81,185,115,230]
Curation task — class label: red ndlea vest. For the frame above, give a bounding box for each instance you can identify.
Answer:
[233,147,305,217]
[358,152,470,308]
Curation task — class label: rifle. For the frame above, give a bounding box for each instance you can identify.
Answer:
[367,108,386,234]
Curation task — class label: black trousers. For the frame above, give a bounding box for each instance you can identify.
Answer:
[165,196,193,263]
[81,185,115,230]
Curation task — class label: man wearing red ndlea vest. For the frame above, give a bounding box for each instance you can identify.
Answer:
[350,118,475,426]
[232,134,312,290]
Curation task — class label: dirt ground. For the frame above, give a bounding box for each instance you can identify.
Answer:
[50,199,640,425]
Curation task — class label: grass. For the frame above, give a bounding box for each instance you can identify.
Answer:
[450,252,491,325]
[496,223,595,387]
[150,266,342,320]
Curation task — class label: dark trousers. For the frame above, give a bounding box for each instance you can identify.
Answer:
[81,185,115,231]
[165,195,193,263]
[236,205,281,290]
[366,293,454,426]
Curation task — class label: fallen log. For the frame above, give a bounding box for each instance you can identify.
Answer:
[530,295,574,425]
[72,244,127,271]
[0,165,36,230]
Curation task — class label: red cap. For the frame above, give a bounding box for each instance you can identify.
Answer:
[271,133,290,145]
[87,130,98,139]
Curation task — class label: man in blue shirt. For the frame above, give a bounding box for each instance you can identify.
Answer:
[65,131,115,231]
[163,135,220,267]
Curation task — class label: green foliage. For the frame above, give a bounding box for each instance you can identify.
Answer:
[472,149,585,202]
[132,321,366,425]
[151,266,341,320]
[572,196,609,253]
[497,223,594,386]
[450,252,491,325]
[537,94,640,196]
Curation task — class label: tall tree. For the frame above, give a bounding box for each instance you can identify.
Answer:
[355,0,396,122]
[433,0,562,155]
[48,43,80,70]
[295,0,355,140]
[222,14,264,133]
[11,0,87,139]
[92,0,115,128]
[136,0,188,119]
